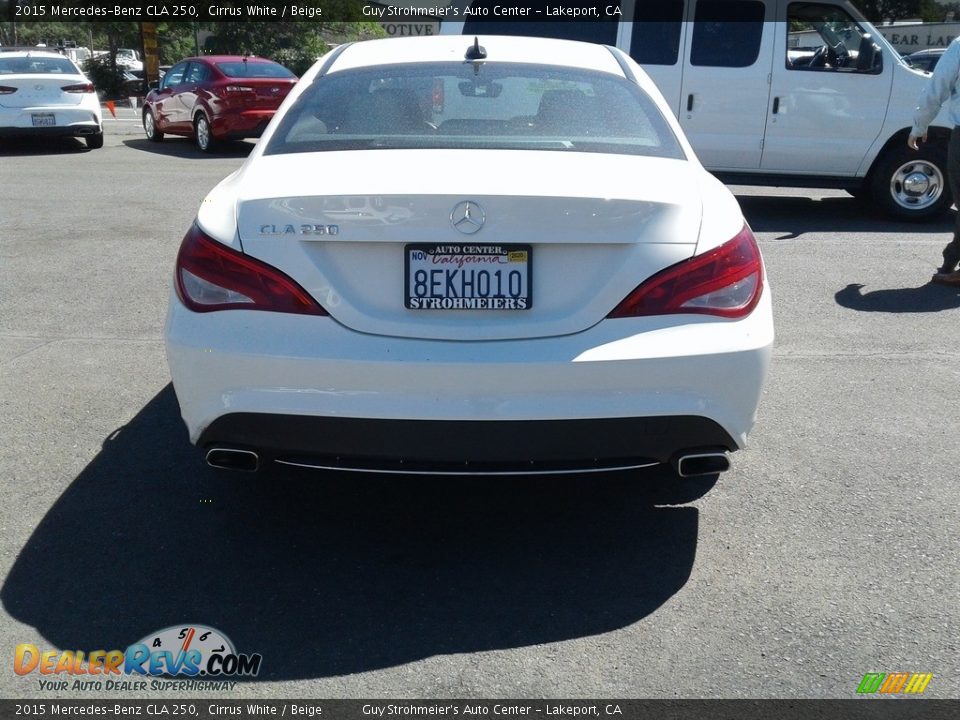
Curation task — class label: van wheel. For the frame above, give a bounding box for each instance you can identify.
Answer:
[870,144,951,221]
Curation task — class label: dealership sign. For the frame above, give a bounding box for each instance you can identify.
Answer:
[877,22,960,52]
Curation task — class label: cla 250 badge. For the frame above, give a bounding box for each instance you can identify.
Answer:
[259,223,339,236]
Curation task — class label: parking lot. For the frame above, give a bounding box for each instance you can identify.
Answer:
[0,115,958,699]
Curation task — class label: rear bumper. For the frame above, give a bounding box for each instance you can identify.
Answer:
[0,124,100,138]
[211,109,274,139]
[0,106,101,136]
[199,414,737,472]
[166,286,774,470]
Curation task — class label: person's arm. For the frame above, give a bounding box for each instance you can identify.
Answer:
[909,40,960,149]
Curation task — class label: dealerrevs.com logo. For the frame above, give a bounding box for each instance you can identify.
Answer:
[15,625,262,692]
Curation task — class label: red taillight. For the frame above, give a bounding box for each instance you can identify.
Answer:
[174,224,327,316]
[0,86,17,95]
[608,225,764,319]
[214,85,255,105]
[61,82,95,94]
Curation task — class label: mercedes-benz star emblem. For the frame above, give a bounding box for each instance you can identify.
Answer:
[450,201,485,235]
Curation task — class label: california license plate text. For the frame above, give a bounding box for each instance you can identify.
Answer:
[406,244,531,310]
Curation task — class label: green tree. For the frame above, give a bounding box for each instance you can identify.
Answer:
[4,19,138,57]
[156,22,198,64]
[5,21,80,47]
[926,0,960,21]
[204,0,384,76]
[856,1,922,22]
[0,0,12,46]
[204,22,330,76]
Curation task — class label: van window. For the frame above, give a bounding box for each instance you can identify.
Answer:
[461,1,620,45]
[630,1,684,66]
[690,1,766,68]
[786,3,882,73]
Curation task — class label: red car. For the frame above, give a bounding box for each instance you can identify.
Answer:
[142,56,297,152]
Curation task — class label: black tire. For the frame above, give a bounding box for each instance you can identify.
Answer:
[194,114,216,153]
[870,143,952,221]
[143,109,163,142]
[85,132,104,149]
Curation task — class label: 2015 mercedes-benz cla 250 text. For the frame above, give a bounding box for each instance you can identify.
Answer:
[165,35,774,478]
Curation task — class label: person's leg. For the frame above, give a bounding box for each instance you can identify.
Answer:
[941,127,960,273]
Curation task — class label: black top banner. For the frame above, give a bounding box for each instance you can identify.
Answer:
[7,0,368,22]
[4,1,623,24]
[2,1,797,24]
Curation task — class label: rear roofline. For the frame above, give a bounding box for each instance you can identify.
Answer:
[324,35,627,77]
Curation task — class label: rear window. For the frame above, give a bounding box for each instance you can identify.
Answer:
[266,62,684,160]
[0,56,79,75]
[215,61,295,78]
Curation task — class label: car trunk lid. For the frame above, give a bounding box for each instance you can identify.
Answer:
[217,77,297,110]
[0,75,87,108]
[234,149,703,341]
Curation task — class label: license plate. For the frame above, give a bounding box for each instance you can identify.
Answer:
[405,243,532,310]
[31,113,55,127]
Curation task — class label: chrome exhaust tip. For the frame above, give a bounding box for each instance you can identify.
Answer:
[673,452,731,478]
[205,448,259,472]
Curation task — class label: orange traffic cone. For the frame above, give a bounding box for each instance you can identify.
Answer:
[106,100,116,119]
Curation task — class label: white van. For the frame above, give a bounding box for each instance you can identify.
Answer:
[115,48,144,72]
[441,0,952,220]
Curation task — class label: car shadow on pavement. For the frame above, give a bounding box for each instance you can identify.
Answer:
[1,385,704,681]
[737,194,955,237]
[0,137,92,155]
[835,281,960,313]
[122,137,254,159]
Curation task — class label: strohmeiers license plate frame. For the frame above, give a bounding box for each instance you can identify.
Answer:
[405,243,533,310]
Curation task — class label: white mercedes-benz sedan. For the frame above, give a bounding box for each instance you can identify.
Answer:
[0,50,103,148]
[165,35,774,478]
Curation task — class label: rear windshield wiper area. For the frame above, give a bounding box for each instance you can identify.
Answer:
[267,136,585,154]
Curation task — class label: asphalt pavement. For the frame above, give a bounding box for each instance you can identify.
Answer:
[0,120,957,700]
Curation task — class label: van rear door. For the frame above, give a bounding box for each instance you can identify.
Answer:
[677,0,776,170]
